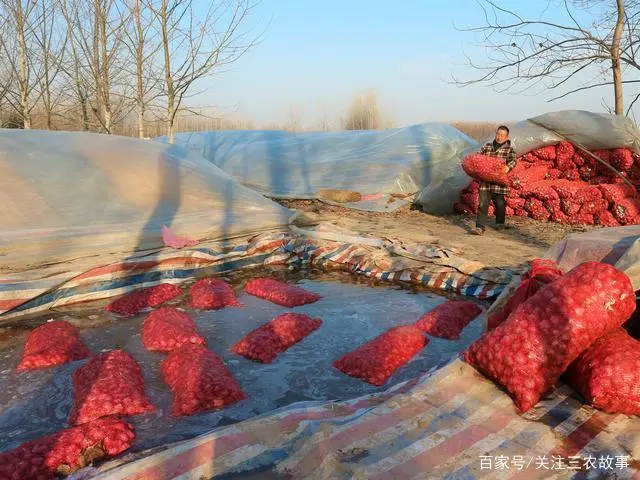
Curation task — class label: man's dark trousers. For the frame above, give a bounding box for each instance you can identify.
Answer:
[476,190,506,229]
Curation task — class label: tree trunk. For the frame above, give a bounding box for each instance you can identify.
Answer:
[161,0,175,143]
[15,0,31,129]
[98,1,111,133]
[612,0,625,115]
[135,0,145,139]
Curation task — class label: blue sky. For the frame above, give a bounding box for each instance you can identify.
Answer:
[195,0,638,129]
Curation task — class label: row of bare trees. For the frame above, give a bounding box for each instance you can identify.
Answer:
[454,0,640,118]
[0,0,257,142]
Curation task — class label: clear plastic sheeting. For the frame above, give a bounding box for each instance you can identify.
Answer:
[544,225,640,289]
[157,124,479,214]
[0,129,292,272]
[0,276,483,455]
[498,110,640,155]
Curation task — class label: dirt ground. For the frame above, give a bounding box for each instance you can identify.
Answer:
[278,199,595,273]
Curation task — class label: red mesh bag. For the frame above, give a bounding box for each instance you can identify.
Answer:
[462,154,509,186]
[0,417,134,480]
[515,208,529,217]
[333,326,428,386]
[465,261,635,412]
[506,197,525,209]
[17,321,89,371]
[556,141,575,161]
[555,156,575,172]
[552,180,585,199]
[566,328,640,415]
[551,211,569,223]
[532,145,557,161]
[592,149,612,163]
[560,199,581,216]
[454,202,474,215]
[189,278,241,310]
[461,192,479,212]
[543,198,560,214]
[579,166,596,181]
[568,213,595,226]
[105,283,182,317]
[69,350,155,425]
[467,180,480,193]
[613,198,640,225]
[526,180,560,202]
[572,151,586,167]
[574,185,602,204]
[561,169,581,181]
[487,259,563,331]
[611,174,630,185]
[595,210,621,227]
[244,278,321,307]
[579,199,608,216]
[521,152,538,163]
[161,344,246,416]
[509,165,549,190]
[506,206,515,216]
[545,169,562,180]
[524,198,550,221]
[599,183,637,203]
[413,300,482,340]
[231,312,322,363]
[590,175,613,185]
[611,148,635,171]
[142,307,206,353]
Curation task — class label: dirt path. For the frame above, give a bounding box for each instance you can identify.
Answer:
[279,199,594,273]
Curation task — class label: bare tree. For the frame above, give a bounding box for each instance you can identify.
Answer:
[149,0,259,143]
[453,0,640,116]
[344,90,381,130]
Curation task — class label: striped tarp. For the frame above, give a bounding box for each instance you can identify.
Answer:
[0,232,510,321]
[91,358,640,479]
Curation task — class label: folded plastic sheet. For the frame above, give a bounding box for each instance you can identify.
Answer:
[158,124,479,214]
[0,129,291,273]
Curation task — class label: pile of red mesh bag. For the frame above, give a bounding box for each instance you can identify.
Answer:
[565,328,640,416]
[456,142,640,227]
[413,300,482,340]
[487,259,564,330]
[333,325,428,386]
[244,278,321,307]
[189,278,242,310]
[0,417,135,479]
[105,283,182,317]
[142,307,206,353]
[69,350,155,425]
[231,313,322,363]
[161,344,247,416]
[17,320,90,371]
[464,261,635,412]
[461,154,509,186]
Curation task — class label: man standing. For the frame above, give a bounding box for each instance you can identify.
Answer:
[472,125,517,235]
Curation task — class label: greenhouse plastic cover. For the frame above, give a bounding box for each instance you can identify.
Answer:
[495,110,640,155]
[157,124,479,214]
[0,129,292,272]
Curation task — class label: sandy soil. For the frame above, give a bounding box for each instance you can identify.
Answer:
[278,199,595,273]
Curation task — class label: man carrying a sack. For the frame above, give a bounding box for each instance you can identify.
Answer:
[472,125,517,235]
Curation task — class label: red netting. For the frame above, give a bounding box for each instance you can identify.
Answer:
[465,261,635,412]
[231,313,323,363]
[413,300,482,340]
[244,278,321,307]
[17,321,89,371]
[69,350,155,425]
[105,283,182,317]
[161,344,247,416]
[0,417,134,480]
[142,307,206,353]
[333,326,428,386]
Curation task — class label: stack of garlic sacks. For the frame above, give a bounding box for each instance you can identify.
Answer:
[455,141,640,227]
